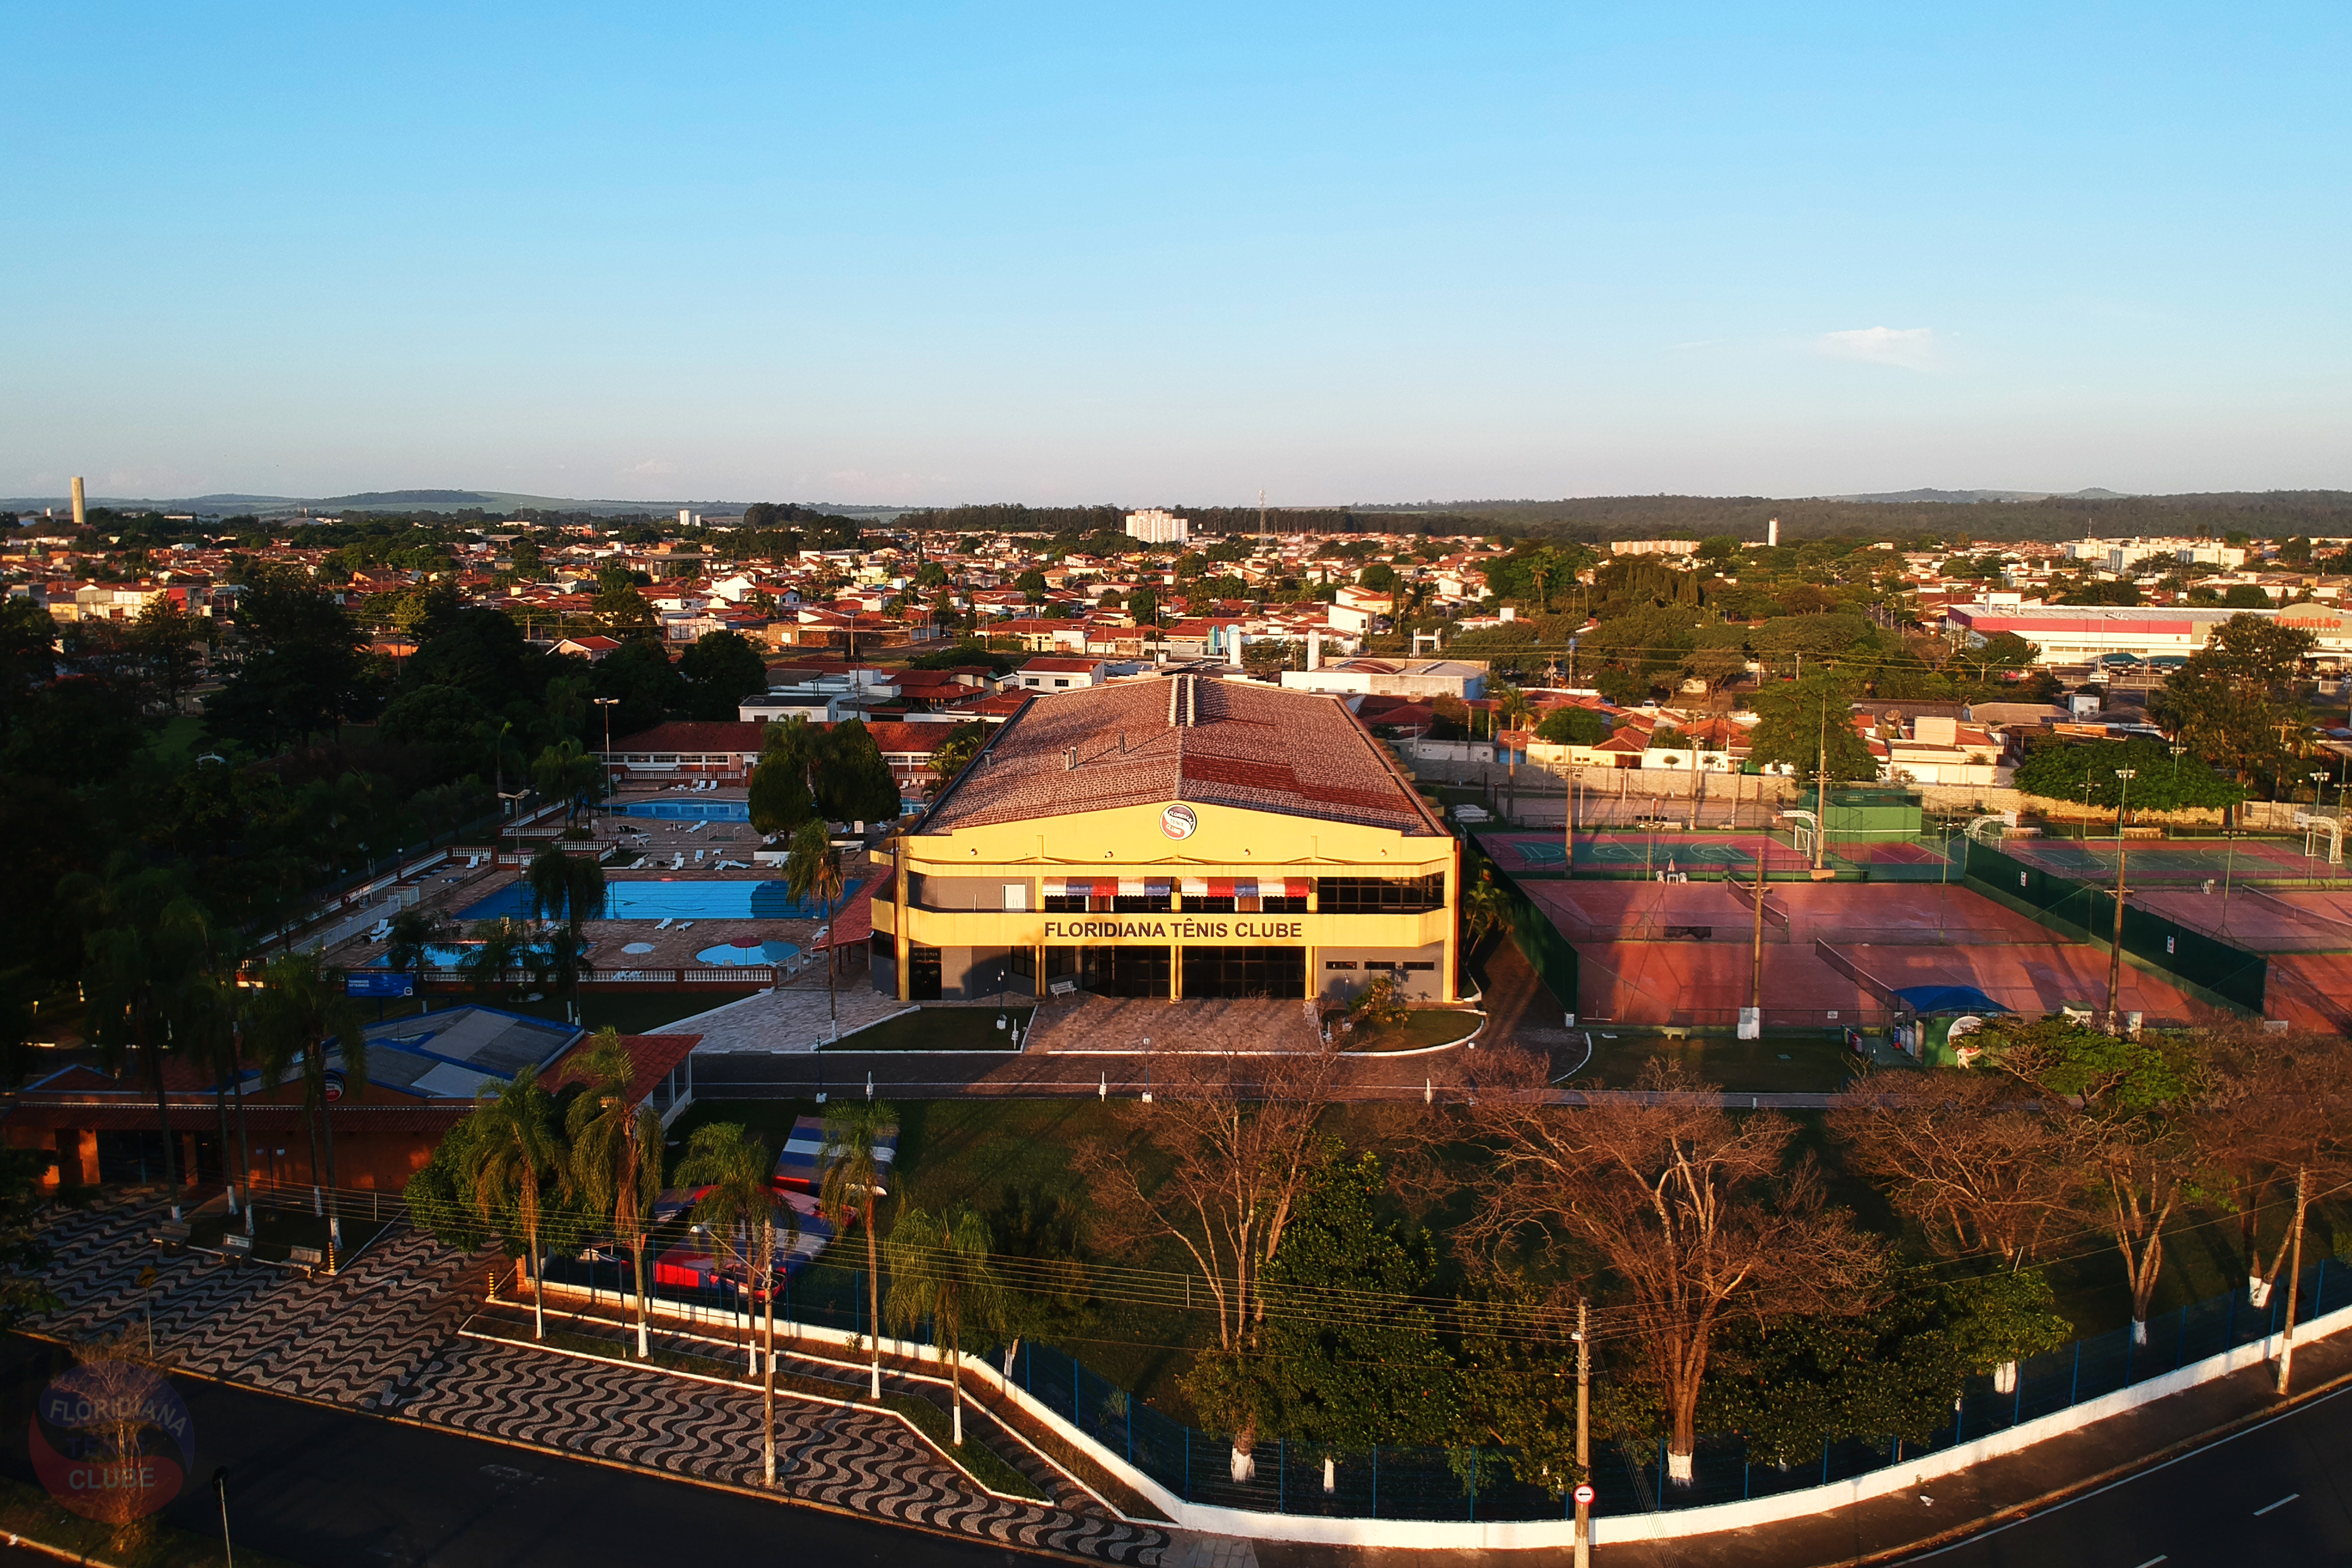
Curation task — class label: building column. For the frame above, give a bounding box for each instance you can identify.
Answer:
[895,837,912,1004]
[1170,943,1183,1001]
[1443,837,1463,1003]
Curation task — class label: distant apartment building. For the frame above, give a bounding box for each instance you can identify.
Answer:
[1279,657,1488,702]
[1609,539,1699,558]
[1124,508,1190,545]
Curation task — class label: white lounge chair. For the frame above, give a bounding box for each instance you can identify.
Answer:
[655,917,674,930]
[693,849,704,863]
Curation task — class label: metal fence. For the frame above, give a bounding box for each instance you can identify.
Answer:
[1963,838,2268,1013]
[529,1247,2350,1522]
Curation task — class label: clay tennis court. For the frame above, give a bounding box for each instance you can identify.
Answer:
[1530,878,2055,946]
[2006,835,2343,887]
[2127,886,2352,953]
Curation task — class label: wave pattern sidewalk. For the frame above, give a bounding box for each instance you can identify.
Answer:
[403,1335,1169,1561]
[24,1194,1170,1565]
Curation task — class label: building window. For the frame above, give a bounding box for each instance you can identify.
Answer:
[1054,678,1070,687]
[1324,960,1358,970]
[1113,893,1173,913]
[1189,896,1238,914]
[1043,894,1088,913]
[1317,874,1446,914]
[1262,894,1309,914]
[1402,961,1436,972]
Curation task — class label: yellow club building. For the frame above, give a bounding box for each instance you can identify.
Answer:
[874,674,1460,1004]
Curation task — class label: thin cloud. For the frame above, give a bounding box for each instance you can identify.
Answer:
[1816,326,1940,372]
[622,458,675,476]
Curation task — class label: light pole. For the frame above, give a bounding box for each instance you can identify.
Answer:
[1573,1299,1591,1568]
[2313,770,2330,809]
[2106,768,2137,1033]
[594,696,621,825]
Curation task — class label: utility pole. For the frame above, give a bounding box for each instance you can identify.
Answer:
[2106,768,2136,1033]
[1813,699,1830,872]
[1748,830,1767,1037]
[1574,1298,1591,1568]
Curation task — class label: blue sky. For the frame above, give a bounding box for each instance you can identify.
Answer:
[3,2,2346,505]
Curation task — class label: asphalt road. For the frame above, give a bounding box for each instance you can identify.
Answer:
[1902,1381,2352,1568]
[0,1335,1050,1568]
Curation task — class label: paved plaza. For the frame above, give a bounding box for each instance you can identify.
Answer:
[25,1195,1171,1564]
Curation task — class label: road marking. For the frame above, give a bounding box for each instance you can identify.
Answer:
[2254,1493,2300,1516]
[1897,1383,2352,1561]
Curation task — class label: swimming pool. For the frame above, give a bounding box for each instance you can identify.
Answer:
[366,942,561,969]
[460,879,844,922]
[695,939,802,966]
[613,800,751,822]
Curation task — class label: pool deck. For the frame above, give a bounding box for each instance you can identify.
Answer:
[341,787,886,977]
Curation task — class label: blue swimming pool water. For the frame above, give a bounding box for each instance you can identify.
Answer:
[366,943,558,969]
[460,880,840,922]
[614,800,751,821]
[694,939,802,966]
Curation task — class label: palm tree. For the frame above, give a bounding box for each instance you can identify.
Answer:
[677,1122,795,1487]
[532,736,606,828]
[468,1065,558,1339]
[884,1203,1005,1447]
[819,1100,898,1399]
[1463,867,1511,952]
[61,865,212,1220]
[383,907,448,1016]
[785,821,846,1036]
[527,845,606,1024]
[564,1029,662,1360]
[250,951,368,1261]
[459,918,528,1001]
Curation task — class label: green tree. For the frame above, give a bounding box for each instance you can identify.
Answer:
[678,630,768,721]
[2149,613,2316,796]
[787,821,847,1033]
[2221,584,2273,608]
[594,568,659,637]
[1699,1271,2072,1466]
[926,722,988,798]
[249,950,369,1258]
[383,906,449,1015]
[204,571,368,752]
[468,1065,559,1339]
[1747,670,1876,785]
[526,844,606,1023]
[818,718,903,824]
[1534,705,1609,746]
[1249,1152,1454,1456]
[818,1100,899,1399]
[748,746,817,837]
[885,1203,1007,1448]
[1957,630,2039,684]
[1977,1018,2206,1336]
[61,866,212,1219]
[531,736,606,827]
[0,596,58,738]
[588,640,684,735]
[677,1122,791,1483]
[2011,735,2246,816]
[130,597,204,713]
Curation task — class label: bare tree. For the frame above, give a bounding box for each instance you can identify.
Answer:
[1074,1043,1343,1474]
[2200,1032,2352,1393]
[1987,1020,2205,1343]
[1455,1056,1880,1482]
[1831,1070,2086,1269]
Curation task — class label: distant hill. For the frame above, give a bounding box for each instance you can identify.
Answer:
[1819,487,2131,504]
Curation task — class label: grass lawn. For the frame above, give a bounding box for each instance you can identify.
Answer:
[1343,1008,1482,1054]
[1576,1029,1859,1092]
[824,1006,1033,1052]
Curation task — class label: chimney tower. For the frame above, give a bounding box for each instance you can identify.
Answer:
[71,476,86,529]
[1766,516,1780,548]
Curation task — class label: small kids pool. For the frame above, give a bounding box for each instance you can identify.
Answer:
[460,878,855,923]
[695,939,802,966]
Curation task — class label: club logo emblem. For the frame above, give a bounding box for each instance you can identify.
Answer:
[30,1354,194,1522]
[1160,803,1198,840]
